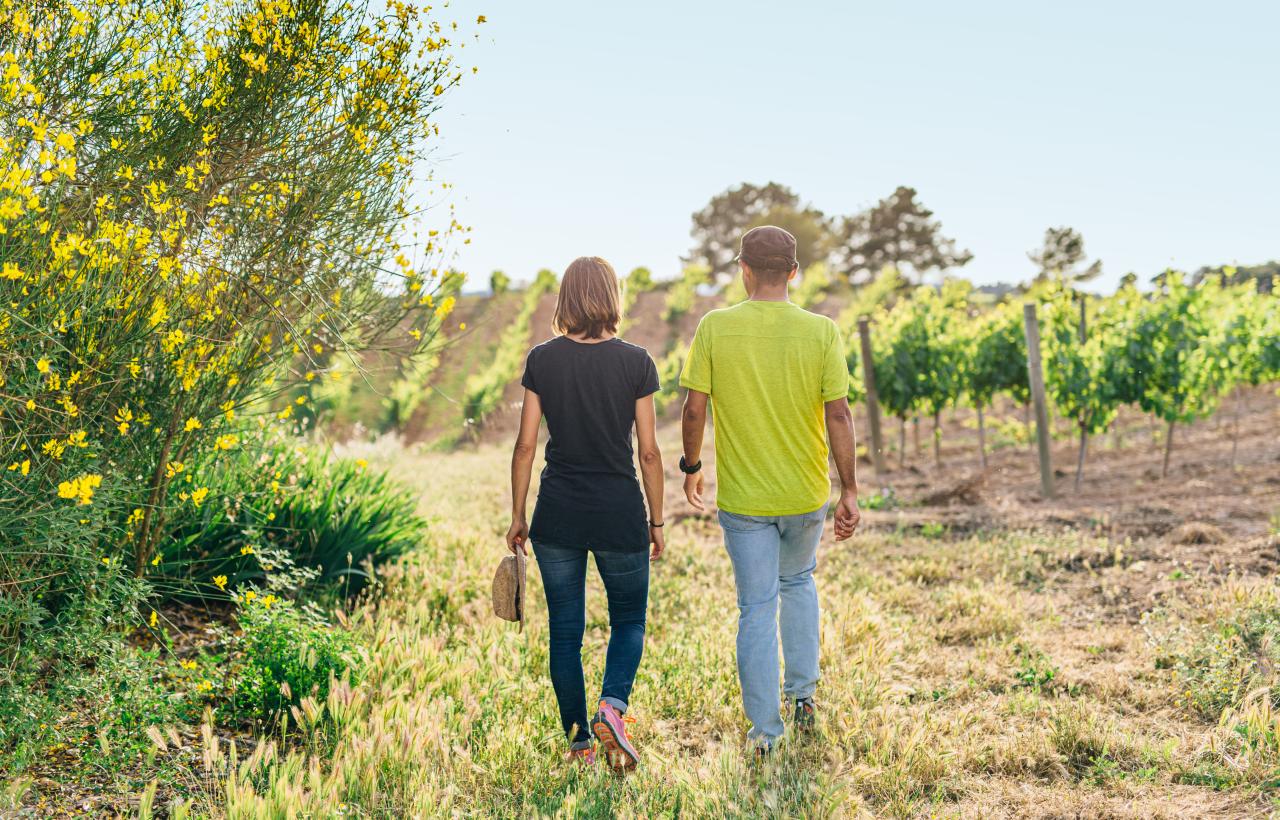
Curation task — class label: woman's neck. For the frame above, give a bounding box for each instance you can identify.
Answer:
[565,331,615,344]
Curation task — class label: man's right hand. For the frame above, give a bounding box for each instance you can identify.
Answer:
[683,471,706,512]
[834,490,860,541]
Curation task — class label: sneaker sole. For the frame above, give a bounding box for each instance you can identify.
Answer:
[591,716,639,773]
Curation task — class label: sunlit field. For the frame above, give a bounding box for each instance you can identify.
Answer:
[4,1,1279,816]
[195,431,1271,818]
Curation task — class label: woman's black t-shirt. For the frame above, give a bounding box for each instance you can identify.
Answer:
[521,336,660,552]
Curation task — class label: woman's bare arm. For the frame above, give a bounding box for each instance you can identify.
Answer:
[506,388,542,553]
[634,395,666,559]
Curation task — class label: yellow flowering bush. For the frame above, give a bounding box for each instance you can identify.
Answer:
[0,0,475,673]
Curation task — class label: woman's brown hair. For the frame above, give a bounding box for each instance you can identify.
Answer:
[552,256,622,339]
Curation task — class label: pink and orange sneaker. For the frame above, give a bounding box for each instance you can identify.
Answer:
[591,701,639,774]
[568,743,596,767]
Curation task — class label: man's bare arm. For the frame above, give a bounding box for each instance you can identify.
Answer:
[680,389,709,511]
[824,397,860,540]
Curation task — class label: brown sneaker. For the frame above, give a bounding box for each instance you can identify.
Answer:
[794,697,816,733]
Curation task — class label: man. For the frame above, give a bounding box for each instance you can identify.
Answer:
[678,225,860,753]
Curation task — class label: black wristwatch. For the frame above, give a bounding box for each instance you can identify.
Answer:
[679,455,702,475]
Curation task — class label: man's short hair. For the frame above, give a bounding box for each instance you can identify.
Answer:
[737,225,798,284]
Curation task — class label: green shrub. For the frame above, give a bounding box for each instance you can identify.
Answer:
[157,437,427,601]
[618,266,656,333]
[794,261,833,309]
[662,264,711,322]
[0,640,183,778]
[722,274,748,306]
[463,269,558,424]
[227,590,362,725]
[1148,582,1280,720]
[490,269,511,295]
[654,343,688,414]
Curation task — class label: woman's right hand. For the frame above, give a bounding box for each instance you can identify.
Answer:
[506,517,528,555]
[649,524,665,561]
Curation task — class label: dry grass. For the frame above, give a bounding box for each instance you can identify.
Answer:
[148,438,1274,817]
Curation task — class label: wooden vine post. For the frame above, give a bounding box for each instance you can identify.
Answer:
[1022,303,1055,499]
[856,317,887,476]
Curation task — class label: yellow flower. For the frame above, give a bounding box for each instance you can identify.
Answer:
[179,659,197,670]
[197,679,213,693]
[57,474,102,505]
[243,590,256,602]
[213,575,227,590]
[183,417,201,432]
[190,486,209,507]
[355,458,368,471]
[240,545,255,556]
[261,594,278,609]
[151,553,161,566]
[36,358,50,373]
[148,610,158,628]
[0,262,21,280]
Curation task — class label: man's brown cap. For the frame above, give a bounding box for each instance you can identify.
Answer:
[737,225,798,272]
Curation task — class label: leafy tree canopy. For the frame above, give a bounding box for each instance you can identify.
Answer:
[688,182,832,278]
[836,186,972,284]
[1028,226,1102,286]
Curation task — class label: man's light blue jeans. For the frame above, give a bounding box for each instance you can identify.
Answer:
[718,503,827,742]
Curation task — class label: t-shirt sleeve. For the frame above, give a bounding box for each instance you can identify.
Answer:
[821,322,850,402]
[520,348,538,394]
[636,354,660,399]
[679,318,712,394]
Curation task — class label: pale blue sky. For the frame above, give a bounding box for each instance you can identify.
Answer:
[430,0,1279,292]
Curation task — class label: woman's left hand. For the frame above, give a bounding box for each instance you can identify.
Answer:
[506,517,529,555]
[649,524,665,561]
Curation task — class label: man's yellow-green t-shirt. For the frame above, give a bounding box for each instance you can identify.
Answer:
[679,299,849,516]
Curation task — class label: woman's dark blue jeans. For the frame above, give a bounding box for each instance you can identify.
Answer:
[532,542,649,744]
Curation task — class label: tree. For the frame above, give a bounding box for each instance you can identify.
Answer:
[489,270,511,295]
[1194,260,1278,294]
[836,186,972,284]
[965,301,1030,467]
[688,182,832,279]
[1042,287,1123,489]
[1028,226,1102,286]
[1202,272,1277,465]
[1111,273,1224,477]
[0,0,469,576]
[869,284,966,467]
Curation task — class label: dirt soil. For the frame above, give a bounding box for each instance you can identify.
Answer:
[663,384,1280,627]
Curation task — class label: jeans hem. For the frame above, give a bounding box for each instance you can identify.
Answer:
[599,695,628,714]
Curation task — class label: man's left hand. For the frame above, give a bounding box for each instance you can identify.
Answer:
[834,491,860,541]
[683,471,706,512]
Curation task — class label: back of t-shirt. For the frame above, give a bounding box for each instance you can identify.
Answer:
[520,336,660,505]
[678,300,848,516]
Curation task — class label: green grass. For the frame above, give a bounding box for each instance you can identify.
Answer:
[123,441,1264,817]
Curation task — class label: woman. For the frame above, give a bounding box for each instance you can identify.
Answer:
[506,256,665,774]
